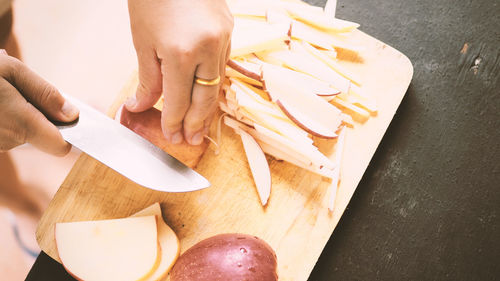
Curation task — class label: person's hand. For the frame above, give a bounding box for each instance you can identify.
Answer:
[0,51,79,155]
[127,0,233,145]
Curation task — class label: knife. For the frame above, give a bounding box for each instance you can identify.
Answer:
[55,94,210,192]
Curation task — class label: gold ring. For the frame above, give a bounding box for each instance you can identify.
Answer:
[194,76,220,86]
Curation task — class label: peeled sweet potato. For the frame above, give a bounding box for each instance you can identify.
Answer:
[171,233,278,281]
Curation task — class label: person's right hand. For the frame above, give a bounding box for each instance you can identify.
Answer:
[0,50,79,155]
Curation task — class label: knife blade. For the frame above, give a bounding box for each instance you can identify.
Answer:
[56,94,210,192]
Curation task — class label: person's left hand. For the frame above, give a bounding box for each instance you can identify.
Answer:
[126,0,233,145]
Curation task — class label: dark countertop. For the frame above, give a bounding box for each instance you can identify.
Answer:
[26,0,500,280]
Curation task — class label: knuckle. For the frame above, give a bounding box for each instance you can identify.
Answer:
[38,82,59,106]
[169,42,195,59]
[2,56,22,77]
[199,28,226,48]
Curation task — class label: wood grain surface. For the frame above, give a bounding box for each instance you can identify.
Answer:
[36,29,413,281]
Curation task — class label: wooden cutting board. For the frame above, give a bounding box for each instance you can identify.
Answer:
[36,29,413,281]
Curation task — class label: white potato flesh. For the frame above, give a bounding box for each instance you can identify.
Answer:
[238,129,272,206]
[56,216,159,281]
[262,63,343,138]
[131,203,180,281]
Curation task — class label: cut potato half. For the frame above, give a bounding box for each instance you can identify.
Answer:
[55,216,159,281]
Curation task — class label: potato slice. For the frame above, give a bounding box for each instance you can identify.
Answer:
[55,216,159,281]
[290,20,335,50]
[286,4,359,32]
[262,63,343,139]
[224,116,335,178]
[227,59,263,82]
[231,23,289,58]
[324,0,337,18]
[131,203,180,281]
[224,116,333,169]
[328,126,346,211]
[299,40,363,86]
[238,129,272,206]
[330,97,370,123]
[288,41,351,93]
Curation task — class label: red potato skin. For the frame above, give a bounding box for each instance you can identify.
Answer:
[118,106,208,168]
[275,100,337,139]
[227,59,263,82]
[170,233,278,281]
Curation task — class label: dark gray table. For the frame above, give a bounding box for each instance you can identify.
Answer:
[26,0,500,280]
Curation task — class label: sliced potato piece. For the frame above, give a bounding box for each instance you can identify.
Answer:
[286,4,360,32]
[131,204,180,281]
[226,67,263,87]
[258,141,335,178]
[330,97,370,123]
[300,40,363,86]
[224,116,334,170]
[288,41,351,93]
[324,0,337,18]
[329,126,346,211]
[230,78,271,101]
[253,123,334,170]
[348,84,378,113]
[262,63,343,139]
[231,23,289,58]
[56,216,159,281]
[227,60,263,82]
[290,20,335,50]
[238,129,272,206]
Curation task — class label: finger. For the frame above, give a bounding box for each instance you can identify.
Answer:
[202,105,218,136]
[183,55,220,145]
[22,102,72,156]
[125,48,163,112]
[161,52,196,144]
[219,40,230,84]
[1,81,70,156]
[4,56,79,123]
[223,39,231,76]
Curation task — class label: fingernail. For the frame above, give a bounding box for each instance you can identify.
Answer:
[171,131,183,144]
[61,101,79,119]
[0,49,7,55]
[125,95,137,109]
[190,131,204,146]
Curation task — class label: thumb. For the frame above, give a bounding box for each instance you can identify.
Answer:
[6,57,79,123]
[125,48,163,112]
